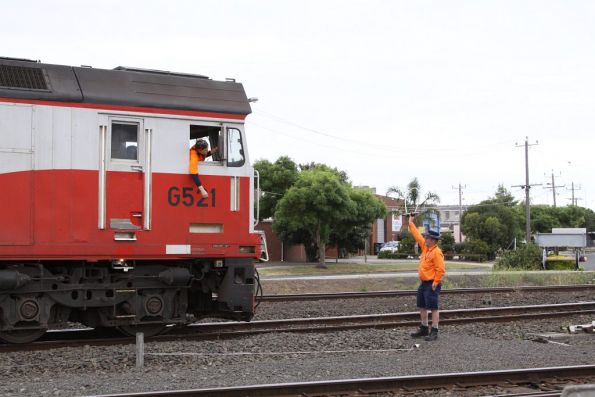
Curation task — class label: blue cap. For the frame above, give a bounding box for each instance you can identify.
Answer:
[423,229,441,240]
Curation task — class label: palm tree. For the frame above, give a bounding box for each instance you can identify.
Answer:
[387,178,440,227]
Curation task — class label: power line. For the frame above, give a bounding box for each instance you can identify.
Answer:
[252,109,515,155]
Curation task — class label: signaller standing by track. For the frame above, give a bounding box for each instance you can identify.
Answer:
[408,215,445,341]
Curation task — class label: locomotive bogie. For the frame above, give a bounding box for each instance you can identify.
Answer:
[0,258,255,335]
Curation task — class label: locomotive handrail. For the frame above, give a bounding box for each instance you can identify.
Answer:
[98,125,107,230]
[144,128,152,230]
[254,169,260,227]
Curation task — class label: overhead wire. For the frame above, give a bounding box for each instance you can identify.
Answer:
[250,109,516,157]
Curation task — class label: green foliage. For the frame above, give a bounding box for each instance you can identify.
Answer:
[387,178,440,226]
[273,169,355,263]
[377,250,392,259]
[439,232,455,254]
[377,251,414,259]
[454,242,466,254]
[330,187,387,255]
[461,185,523,258]
[254,156,299,220]
[531,205,595,233]
[461,239,489,261]
[298,162,349,183]
[397,230,416,254]
[545,260,576,270]
[494,243,542,270]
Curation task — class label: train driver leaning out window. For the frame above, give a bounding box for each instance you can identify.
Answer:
[189,139,217,198]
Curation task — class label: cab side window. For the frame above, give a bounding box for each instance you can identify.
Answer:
[227,128,244,167]
[189,125,222,162]
[111,122,138,161]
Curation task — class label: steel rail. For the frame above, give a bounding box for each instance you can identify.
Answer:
[1,302,593,352]
[259,284,595,301]
[87,365,595,397]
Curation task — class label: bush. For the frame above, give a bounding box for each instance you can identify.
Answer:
[398,231,416,254]
[545,256,577,270]
[377,251,416,259]
[377,250,391,259]
[494,243,542,270]
[545,260,576,270]
[439,232,455,256]
[461,239,489,262]
[454,242,466,254]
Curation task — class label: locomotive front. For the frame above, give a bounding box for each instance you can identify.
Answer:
[0,57,262,343]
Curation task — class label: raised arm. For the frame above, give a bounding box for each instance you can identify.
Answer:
[408,217,426,249]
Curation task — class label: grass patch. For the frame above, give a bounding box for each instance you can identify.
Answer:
[260,270,595,295]
[452,272,594,288]
[258,261,487,277]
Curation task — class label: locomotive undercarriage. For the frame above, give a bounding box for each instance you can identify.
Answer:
[0,258,255,343]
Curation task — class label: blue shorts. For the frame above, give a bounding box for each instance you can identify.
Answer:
[416,281,441,309]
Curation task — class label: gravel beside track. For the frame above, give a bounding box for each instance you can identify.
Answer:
[1,284,594,396]
[255,288,595,320]
[1,320,593,395]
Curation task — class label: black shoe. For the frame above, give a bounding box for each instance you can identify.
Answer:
[424,328,438,341]
[410,325,429,338]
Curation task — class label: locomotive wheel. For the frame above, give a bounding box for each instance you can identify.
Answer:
[0,328,46,344]
[116,324,166,338]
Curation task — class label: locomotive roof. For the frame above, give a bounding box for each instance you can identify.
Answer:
[0,57,252,116]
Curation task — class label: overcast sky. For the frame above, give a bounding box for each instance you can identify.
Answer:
[4,0,594,209]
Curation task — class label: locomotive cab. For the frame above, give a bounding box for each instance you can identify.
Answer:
[0,57,261,342]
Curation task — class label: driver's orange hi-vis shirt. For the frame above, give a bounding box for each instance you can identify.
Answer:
[189,148,206,174]
[409,221,445,286]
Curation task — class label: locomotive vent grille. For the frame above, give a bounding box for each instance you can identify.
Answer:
[0,65,48,90]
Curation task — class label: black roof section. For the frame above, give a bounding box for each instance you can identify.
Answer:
[0,58,251,116]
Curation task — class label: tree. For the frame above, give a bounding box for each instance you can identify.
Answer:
[298,162,349,183]
[253,156,299,221]
[461,185,523,259]
[329,187,387,256]
[439,232,455,256]
[273,169,355,267]
[530,205,561,233]
[387,178,440,227]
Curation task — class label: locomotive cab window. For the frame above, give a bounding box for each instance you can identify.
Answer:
[227,127,245,167]
[190,125,222,163]
[111,122,139,161]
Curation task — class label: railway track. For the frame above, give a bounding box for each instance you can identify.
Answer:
[258,284,595,301]
[1,301,593,352]
[88,365,595,396]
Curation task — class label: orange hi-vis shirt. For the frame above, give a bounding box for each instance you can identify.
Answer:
[409,221,445,286]
[189,148,206,174]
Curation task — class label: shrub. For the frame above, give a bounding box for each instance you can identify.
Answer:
[398,230,416,254]
[439,232,455,255]
[545,260,576,270]
[545,256,577,270]
[461,239,489,262]
[494,243,542,270]
[378,251,415,259]
[454,242,466,254]
[377,251,391,259]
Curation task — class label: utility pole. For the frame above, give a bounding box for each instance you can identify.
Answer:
[513,137,539,243]
[544,170,564,207]
[452,183,466,243]
[567,182,582,206]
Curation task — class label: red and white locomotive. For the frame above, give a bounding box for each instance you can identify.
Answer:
[0,57,262,343]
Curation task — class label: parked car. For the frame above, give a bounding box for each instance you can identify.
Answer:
[379,241,400,253]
